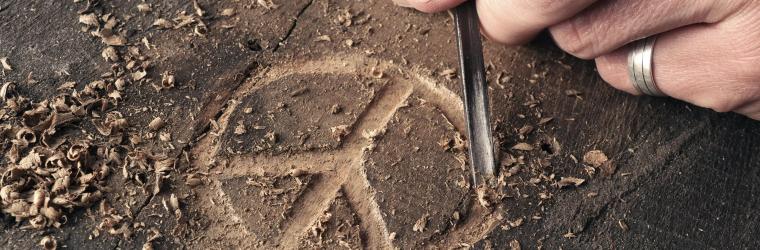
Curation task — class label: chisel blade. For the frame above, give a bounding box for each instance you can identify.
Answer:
[453,1,497,187]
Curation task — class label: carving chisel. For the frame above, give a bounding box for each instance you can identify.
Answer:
[453,1,497,187]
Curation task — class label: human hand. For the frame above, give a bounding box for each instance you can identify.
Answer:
[394,0,760,120]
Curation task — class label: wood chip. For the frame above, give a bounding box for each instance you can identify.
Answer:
[412,214,429,232]
[563,231,577,238]
[509,218,524,228]
[256,0,278,9]
[101,47,119,62]
[57,81,76,91]
[79,13,99,27]
[159,71,175,90]
[618,219,629,231]
[583,150,608,167]
[137,3,152,13]
[131,70,147,81]
[102,34,127,46]
[512,142,534,151]
[509,239,521,250]
[221,8,236,17]
[565,89,582,97]
[39,236,56,250]
[234,121,246,135]
[0,57,12,71]
[538,117,553,125]
[192,0,205,17]
[518,125,533,135]
[152,18,174,29]
[558,177,585,188]
[148,117,165,131]
[315,35,332,42]
[159,132,172,142]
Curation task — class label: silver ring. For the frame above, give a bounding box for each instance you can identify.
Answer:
[628,37,665,96]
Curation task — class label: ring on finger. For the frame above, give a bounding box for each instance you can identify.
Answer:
[628,37,666,96]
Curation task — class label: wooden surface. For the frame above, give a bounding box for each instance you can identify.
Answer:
[1,0,758,249]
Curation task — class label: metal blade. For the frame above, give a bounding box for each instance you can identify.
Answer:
[453,1,497,187]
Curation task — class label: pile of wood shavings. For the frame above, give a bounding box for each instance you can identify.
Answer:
[0,6,177,233]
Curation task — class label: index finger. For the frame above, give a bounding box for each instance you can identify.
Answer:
[394,0,467,13]
[477,0,598,45]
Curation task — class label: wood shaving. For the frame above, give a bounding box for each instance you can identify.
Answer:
[618,219,629,231]
[315,35,331,42]
[234,121,247,135]
[412,213,429,232]
[509,218,524,228]
[148,117,165,131]
[518,125,533,136]
[157,71,175,91]
[137,3,152,13]
[221,8,236,17]
[159,132,172,142]
[583,150,608,167]
[512,142,534,151]
[131,70,147,81]
[0,57,12,71]
[257,0,278,9]
[101,47,119,62]
[173,13,196,29]
[509,239,521,250]
[192,0,205,17]
[265,131,277,143]
[558,177,585,188]
[152,18,174,29]
[476,186,492,208]
[39,236,57,250]
[563,231,577,238]
[538,117,553,125]
[78,13,99,27]
[57,82,77,91]
[565,89,582,97]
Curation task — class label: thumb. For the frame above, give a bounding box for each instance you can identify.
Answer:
[393,0,467,13]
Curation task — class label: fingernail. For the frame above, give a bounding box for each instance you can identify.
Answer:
[393,0,413,7]
[394,0,434,7]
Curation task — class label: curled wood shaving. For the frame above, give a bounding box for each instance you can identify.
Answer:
[39,236,57,250]
[558,177,585,188]
[1,81,15,101]
[0,57,12,71]
[192,0,205,17]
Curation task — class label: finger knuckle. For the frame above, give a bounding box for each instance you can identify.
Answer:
[523,0,571,18]
[699,85,758,113]
[595,57,630,91]
[705,99,738,113]
[551,21,595,59]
